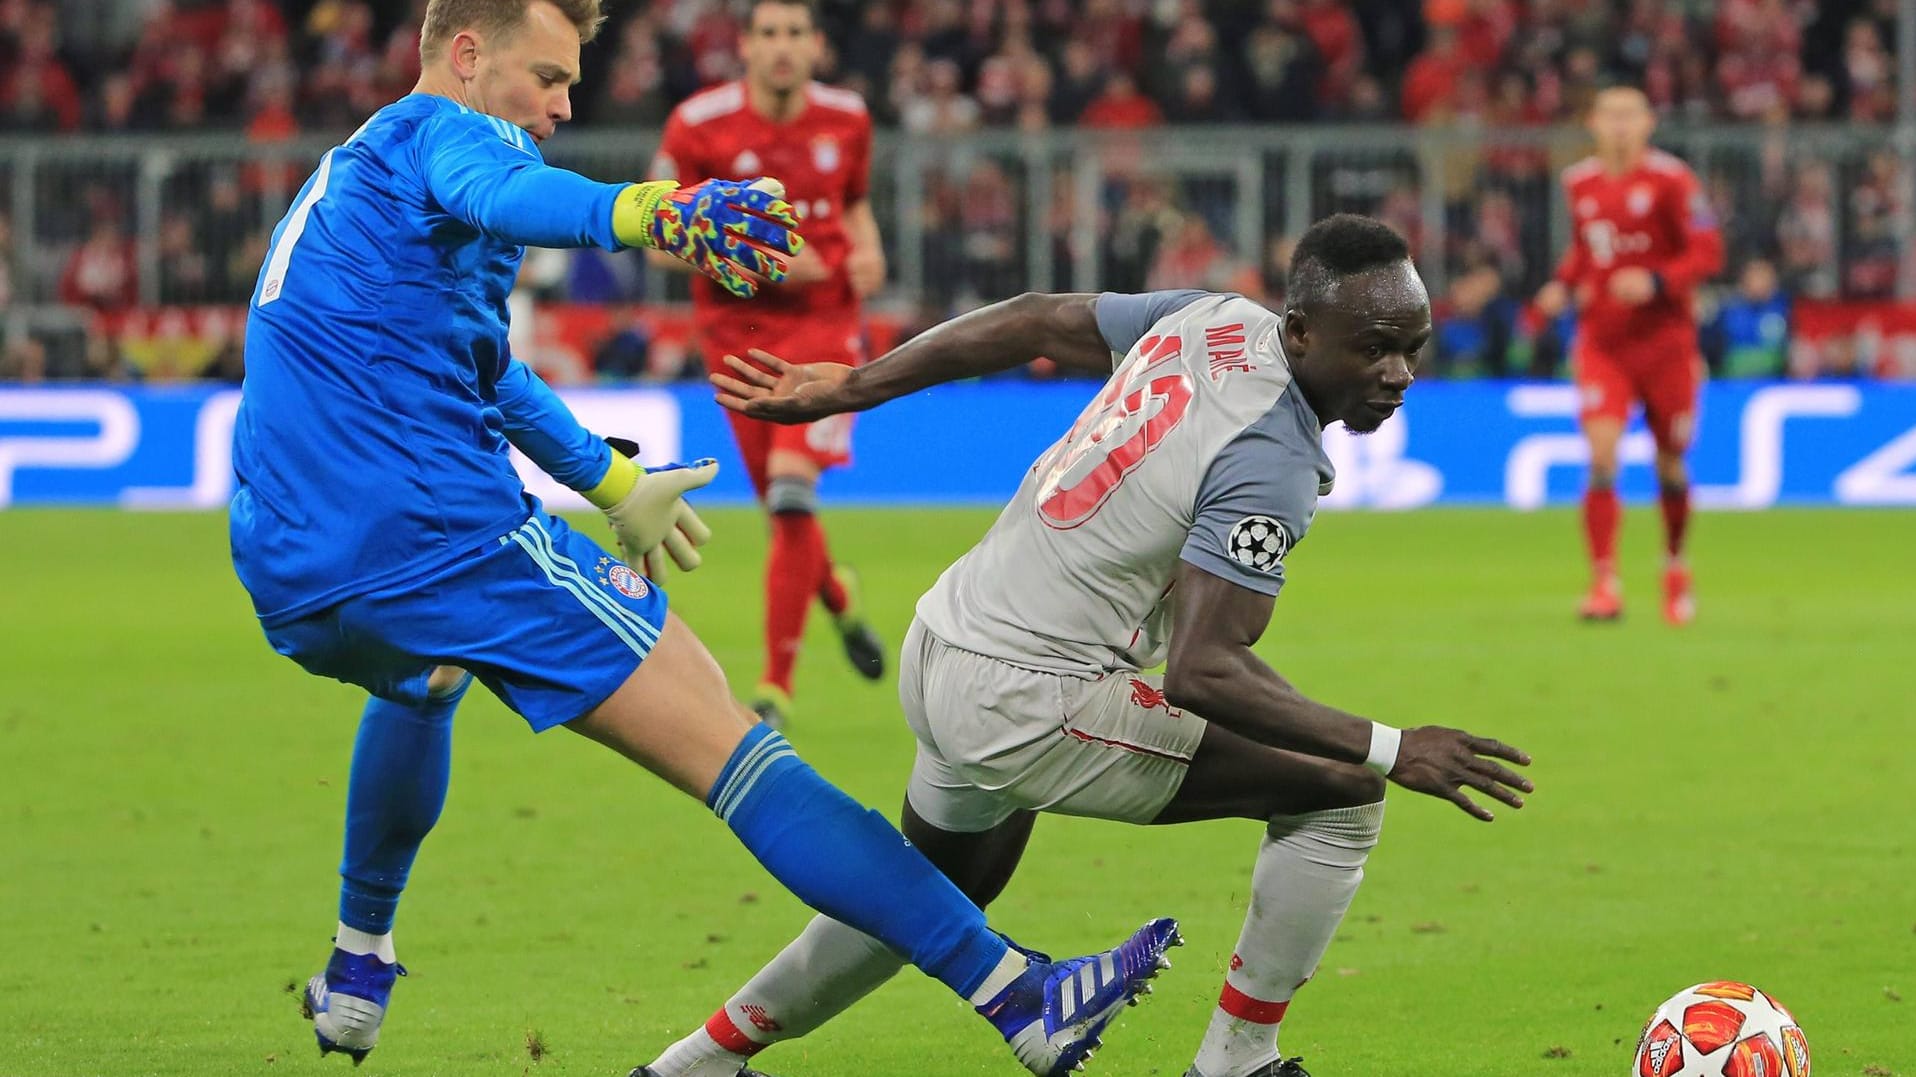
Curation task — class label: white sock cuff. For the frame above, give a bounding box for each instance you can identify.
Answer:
[1266,800,1385,848]
[335,923,397,964]
[967,948,1030,1007]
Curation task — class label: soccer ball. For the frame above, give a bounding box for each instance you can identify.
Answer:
[1633,982,1810,1077]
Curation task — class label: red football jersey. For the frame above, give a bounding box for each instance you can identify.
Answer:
[1554,149,1724,353]
[653,80,873,323]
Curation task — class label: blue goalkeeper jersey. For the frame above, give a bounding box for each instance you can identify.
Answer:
[232,93,628,625]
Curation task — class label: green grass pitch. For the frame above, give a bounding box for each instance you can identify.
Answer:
[2,507,1912,1077]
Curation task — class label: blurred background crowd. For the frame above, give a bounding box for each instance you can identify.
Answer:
[2,0,1912,383]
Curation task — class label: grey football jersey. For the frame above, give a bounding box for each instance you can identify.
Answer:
[916,291,1335,676]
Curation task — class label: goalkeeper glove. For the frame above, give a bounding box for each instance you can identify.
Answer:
[613,177,803,299]
[586,438,717,582]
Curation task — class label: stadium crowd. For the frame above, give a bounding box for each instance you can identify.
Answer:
[3,0,1901,133]
[1,0,1911,383]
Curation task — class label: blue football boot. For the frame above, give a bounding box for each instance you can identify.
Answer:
[299,947,405,1064]
[979,917,1183,1076]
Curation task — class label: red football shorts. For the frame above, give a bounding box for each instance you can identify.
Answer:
[1572,336,1705,454]
[701,310,864,496]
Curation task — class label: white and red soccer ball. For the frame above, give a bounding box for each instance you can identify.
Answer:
[1634,982,1810,1077]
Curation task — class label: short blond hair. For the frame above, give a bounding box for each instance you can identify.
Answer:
[419,0,606,64]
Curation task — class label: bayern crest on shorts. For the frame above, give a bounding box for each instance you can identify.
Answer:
[596,556,650,599]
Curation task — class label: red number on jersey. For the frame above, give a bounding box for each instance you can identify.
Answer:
[1037,335,1193,529]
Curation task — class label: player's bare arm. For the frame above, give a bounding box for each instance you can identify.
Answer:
[1163,561,1534,821]
[844,198,885,297]
[713,291,1115,422]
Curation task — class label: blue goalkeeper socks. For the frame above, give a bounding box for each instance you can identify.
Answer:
[707,723,1011,998]
[338,678,466,935]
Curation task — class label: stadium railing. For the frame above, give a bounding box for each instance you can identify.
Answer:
[3,123,1911,330]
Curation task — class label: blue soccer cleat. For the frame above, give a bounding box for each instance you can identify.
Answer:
[299,947,405,1065]
[980,917,1183,1076]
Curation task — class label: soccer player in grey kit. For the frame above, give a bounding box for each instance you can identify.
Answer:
[639,214,1535,1077]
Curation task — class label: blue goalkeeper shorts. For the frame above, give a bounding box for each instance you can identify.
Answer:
[261,512,669,731]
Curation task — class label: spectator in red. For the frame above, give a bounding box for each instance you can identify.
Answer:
[1080,71,1161,129]
[1431,0,1515,69]
[595,14,673,125]
[1075,0,1144,73]
[1484,71,1548,179]
[214,0,288,102]
[1,11,81,131]
[60,218,139,312]
[1716,47,1800,120]
[1400,24,1464,123]
[244,71,301,195]
[1146,211,1233,291]
[1840,17,1894,121]
[684,2,741,85]
[1296,0,1363,99]
[247,69,299,140]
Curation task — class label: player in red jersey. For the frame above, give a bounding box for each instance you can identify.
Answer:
[650,0,887,725]
[1535,86,1723,625]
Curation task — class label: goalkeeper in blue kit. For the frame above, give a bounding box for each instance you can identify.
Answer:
[231,0,1176,1072]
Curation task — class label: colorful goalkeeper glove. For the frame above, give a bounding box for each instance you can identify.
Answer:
[586,438,717,582]
[612,177,803,299]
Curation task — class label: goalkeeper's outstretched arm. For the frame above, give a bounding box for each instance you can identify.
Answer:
[418,113,798,297]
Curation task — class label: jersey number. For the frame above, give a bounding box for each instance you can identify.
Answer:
[1036,334,1193,529]
[257,149,336,307]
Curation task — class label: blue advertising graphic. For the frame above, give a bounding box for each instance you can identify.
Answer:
[3,381,1914,510]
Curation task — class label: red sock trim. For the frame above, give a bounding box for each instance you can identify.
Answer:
[704,1008,765,1056]
[1218,980,1291,1025]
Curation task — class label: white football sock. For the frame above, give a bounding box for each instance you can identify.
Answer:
[646,915,906,1077]
[966,946,1030,1007]
[1191,801,1383,1077]
[335,922,397,965]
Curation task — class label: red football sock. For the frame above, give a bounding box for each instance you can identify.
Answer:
[765,513,827,695]
[1659,485,1691,560]
[818,556,848,617]
[1583,486,1620,578]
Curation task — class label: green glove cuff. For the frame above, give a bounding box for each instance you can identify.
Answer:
[612,181,678,250]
